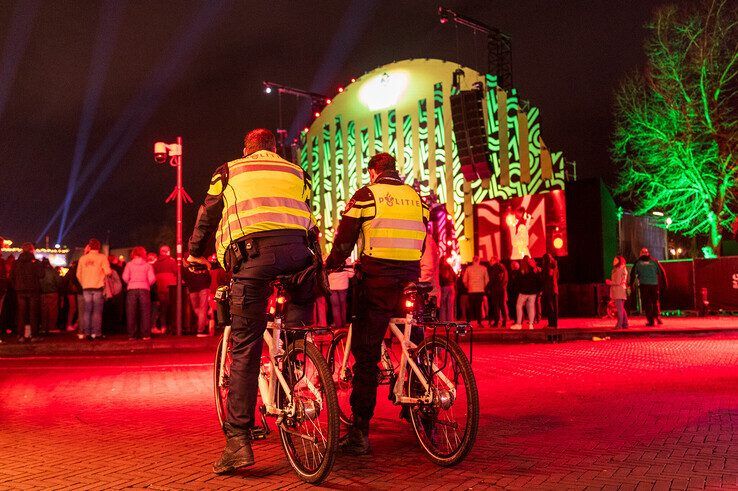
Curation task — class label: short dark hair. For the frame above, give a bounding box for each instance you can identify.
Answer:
[244,128,277,155]
[88,238,101,251]
[21,242,35,253]
[367,152,396,174]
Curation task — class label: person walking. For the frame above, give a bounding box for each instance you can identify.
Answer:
[152,245,177,334]
[39,258,61,335]
[630,247,668,326]
[182,256,212,337]
[607,255,629,329]
[438,259,457,322]
[187,128,319,474]
[510,256,542,330]
[325,152,428,456]
[122,247,156,340]
[10,243,42,342]
[328,260,353,328]
[76,239,111,340]
[541,253,559,328]
[487,256,508,327]
[462,256,489,328]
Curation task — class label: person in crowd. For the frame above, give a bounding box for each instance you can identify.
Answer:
[462,256,489,328]
[328,258,354,329]
[153,245,177,334]
[2,254,17,335]
[541,253,559,328]
[439,258,457,322]
[0,238,7,341]
[456,263,469,322]
[325,151,428,456]
[607,255,629,329]
[630,247,668,326]
[511,256,542,330]
[11,243,43,342]
[487,256,508,328]
[61,261,81,332]
[419,231,441,304]
[122,246,156,340]
[105,254,126,330]
[507,260,520,320]
[76,239,111,340]
[39,258,60,335]
[208,259,229,332]
[182,254,212,337]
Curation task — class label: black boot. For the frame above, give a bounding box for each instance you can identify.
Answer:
[339,417,371,456]
[213,435,255,475]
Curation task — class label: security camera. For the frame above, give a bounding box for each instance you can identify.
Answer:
[154,142,169,164]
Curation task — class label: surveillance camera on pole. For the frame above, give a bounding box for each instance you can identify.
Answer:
[153,137,191,336]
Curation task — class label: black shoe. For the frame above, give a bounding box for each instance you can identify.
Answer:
[399,406,411,422]
[213,435,255,475]
[656,318,663,325]
[338,428,371,456]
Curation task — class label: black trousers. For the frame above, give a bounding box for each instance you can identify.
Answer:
[223,237,314,439]
[467,293,485,323]
[639,284,659,325]
[488,289,507,325]
[542,291,558,327]
[350,272,418,432]
[16,292,40,337]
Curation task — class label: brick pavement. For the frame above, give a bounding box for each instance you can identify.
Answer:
[1,334,737,489]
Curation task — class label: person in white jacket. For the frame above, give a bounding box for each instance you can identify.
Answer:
[122,247,156,339]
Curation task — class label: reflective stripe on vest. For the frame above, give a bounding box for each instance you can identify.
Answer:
[361,183,426,261]
[215,151,312,266]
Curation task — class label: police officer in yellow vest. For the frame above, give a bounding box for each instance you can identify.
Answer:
[325,152,429,455]
[187,129,318,474]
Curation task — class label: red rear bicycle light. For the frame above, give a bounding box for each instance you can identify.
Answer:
[277,296,286,305]
[405,299,414,309]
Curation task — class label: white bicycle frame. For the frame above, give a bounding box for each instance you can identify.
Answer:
[218,318,323,420]
[337,313,457,405]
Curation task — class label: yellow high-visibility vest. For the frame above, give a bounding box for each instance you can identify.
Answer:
[361,183,427,261]
[213,150,314,266]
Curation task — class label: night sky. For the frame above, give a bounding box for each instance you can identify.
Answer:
[0,0,679,249]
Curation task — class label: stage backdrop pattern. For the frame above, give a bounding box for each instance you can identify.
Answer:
[298,59,567,257]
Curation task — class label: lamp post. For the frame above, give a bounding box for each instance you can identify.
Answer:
[154,137,192,335]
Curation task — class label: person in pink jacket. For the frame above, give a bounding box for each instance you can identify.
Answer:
[122,247,156,339]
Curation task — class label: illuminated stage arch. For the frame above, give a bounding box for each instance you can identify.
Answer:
[299,58,567,258]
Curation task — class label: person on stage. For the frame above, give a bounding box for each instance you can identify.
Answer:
[508,207,531,260]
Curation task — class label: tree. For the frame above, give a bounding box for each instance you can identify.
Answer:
[613,0,738,254]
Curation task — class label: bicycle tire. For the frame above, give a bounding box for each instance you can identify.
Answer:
[213,333,231,429]
[407,334,479,466]
[326,329,355,425]
[277,338,339,484]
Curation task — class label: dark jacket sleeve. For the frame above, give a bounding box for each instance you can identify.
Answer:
[325,187,375,270]
[188,165,226,258]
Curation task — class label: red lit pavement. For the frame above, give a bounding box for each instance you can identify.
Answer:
[1,334,737,489]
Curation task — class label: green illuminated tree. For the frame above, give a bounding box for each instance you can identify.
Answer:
[613,0,738,254]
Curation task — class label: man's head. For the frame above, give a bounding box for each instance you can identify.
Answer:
[640,247,650,257]
[243,128,277,156]
[159,245,170,257]
[87,238,101,251]
[472,255,480,265]
[515,206,526,219]
[21,242,35,254]
[489,256,499,265]
[367,152,396,183]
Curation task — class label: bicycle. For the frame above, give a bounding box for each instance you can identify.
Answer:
[327,281,479,466]
[213,275,339,484]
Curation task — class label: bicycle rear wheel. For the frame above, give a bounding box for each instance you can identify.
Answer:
[326,329,355,425]
[213,333,232,428]
[277,338,339,484]
[407,334,479,466]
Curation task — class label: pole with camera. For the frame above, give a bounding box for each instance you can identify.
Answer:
[154,137,193,336]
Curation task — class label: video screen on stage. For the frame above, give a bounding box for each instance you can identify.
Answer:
[475,190,568,260]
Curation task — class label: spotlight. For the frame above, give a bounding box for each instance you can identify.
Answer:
[338,87,344,93]
[303,127,309,133]
[265,86,272,94]
[666,217,673,226]
[326,98,332,104]
[314,111,320,118]
[350,78,356,83]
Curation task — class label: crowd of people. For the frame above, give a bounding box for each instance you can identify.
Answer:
[0,237,228,343]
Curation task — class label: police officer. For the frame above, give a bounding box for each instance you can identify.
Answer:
[325,152,429,455]
[187,129,318,474]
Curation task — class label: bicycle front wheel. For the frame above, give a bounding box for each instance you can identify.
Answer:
[326,329,355,425]
[277,338,339,484]
[407,334,479,466]
[213,333,232,429]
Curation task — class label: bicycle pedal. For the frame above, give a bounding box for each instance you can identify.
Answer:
[249,426,269,440]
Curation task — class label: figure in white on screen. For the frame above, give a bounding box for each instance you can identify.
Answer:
[508,206,531,260]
